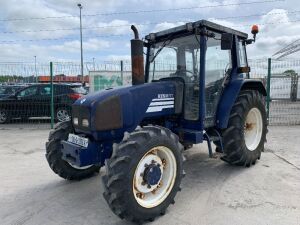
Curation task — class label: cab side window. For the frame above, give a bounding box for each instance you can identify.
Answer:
[206,34,231,84]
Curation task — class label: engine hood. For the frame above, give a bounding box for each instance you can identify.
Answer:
[72,80,183,140]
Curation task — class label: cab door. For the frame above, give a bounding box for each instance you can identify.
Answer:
[204,32,232,127]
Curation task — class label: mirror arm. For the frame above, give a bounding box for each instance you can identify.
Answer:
[245,35,256,45]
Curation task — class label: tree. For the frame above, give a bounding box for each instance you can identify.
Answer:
[283,70,297,76]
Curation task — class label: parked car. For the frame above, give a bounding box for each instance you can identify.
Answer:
[0,83,87,124]
[0,85,27,99]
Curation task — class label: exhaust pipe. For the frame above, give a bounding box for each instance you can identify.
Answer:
[131,25,144,85]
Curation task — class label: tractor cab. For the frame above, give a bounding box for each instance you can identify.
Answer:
[130,20,260,131]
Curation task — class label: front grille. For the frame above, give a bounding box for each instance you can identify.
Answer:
[95,95,123,131]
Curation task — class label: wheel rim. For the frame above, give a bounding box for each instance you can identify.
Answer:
[244,108,263,151]
[57,109,70,122]
[133,146,177,208]
[67,162,93,170]
[0,111,7,123]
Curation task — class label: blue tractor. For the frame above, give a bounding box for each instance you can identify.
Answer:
[46,20,267,223]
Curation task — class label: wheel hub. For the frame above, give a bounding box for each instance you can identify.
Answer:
[133,146,177,209]
[134,154,163,193]
[143,163,162,186]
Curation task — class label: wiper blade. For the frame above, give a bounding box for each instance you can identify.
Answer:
[150,37,174,63]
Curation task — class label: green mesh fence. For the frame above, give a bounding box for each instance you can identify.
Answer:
[0,59,299,129]
[249,58,300,125]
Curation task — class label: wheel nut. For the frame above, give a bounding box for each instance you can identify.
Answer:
[157,181,162,188]
[162,159,167,168]
[136,193,145,199]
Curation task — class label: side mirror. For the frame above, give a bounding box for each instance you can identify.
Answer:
[221,33,233,50]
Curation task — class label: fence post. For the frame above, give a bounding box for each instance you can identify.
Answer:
[290,74,298,102]
[50,62,54,129]
[120,60,124,85]
[266,58,271,119]
[296,75,299,101]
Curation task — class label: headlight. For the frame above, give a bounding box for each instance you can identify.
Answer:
[82,119,89,127]
[73,117,79,125]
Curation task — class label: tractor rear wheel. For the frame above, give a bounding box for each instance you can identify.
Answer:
[102,126,184,223]
[46,121,100,180]
[220,90,267,166]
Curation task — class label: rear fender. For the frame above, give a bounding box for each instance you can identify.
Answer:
[216,79,266,129]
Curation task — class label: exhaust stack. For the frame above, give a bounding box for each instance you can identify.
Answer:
[131,25,145,85]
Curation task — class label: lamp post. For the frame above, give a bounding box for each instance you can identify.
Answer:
[92,57,95,71]
[34,55,37,83]
[77,3,84,83]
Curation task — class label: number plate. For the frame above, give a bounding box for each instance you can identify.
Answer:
[67,134,89,148]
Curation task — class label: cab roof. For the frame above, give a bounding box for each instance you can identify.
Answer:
[145,20,248,41]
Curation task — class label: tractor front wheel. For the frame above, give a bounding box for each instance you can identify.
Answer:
[102,126,184,223]
[46,121,100,180]
[220,90,267,166]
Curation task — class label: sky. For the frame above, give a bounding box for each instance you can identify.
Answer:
[0,0,300,64]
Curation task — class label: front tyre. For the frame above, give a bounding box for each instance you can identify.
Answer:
[46,121,100,180]
[102,126,184,223]
[221,90,267,167]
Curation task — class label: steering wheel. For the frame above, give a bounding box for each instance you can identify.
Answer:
[179,69,197,81]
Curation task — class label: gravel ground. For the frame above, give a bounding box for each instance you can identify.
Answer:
[0,126,299,225]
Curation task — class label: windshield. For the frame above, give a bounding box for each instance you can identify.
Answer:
[148,35,201,120]
[148,35,201,82]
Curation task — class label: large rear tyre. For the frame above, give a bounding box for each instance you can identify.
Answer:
[102,126,184,223]
[46,121,100,180]
[220,90,267,167]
